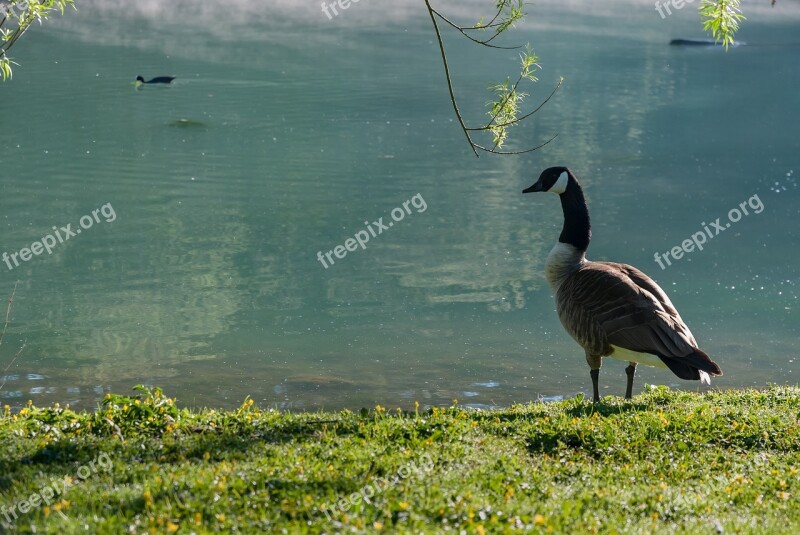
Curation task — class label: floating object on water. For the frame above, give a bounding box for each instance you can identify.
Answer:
[134,75,176,87]
[670,38,745,47]
[169,118,208,128]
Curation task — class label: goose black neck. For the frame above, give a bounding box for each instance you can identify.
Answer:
[559,178,591,252]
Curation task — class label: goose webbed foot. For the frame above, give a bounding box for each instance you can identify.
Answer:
[625,363,637,399]
[590,368,600,402]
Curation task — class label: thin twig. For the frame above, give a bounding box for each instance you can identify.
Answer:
[425,0,479,157]
[471,2,514,30]
[0,282,22,392]
[481,6,505,29]
[0,281,19,351]
[0,339,28,389]
[429,7,520,50]
[468,76,563,131]
[473,132,558,155]
[485,73,526,130]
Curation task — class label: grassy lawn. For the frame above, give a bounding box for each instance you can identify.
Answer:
[1,385,799,534]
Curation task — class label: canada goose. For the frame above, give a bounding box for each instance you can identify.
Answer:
[523,167,723,402]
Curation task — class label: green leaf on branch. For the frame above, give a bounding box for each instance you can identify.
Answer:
[486,46,539,149]
[699,0,746,50]
[0,0,76,81]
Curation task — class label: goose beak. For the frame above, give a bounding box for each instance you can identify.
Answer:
[522,180,543,193]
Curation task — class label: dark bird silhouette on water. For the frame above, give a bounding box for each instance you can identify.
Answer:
[134,75,176,86]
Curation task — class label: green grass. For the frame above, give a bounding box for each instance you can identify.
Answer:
[2,385,800,534]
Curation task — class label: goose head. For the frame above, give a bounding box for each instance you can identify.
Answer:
[523,165,592,255]
[522,166,572,195]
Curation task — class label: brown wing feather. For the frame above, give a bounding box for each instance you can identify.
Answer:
[597,263,687,330]
[555,262,722,378]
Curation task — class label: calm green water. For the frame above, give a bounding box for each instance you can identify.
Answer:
[0,0,798,410]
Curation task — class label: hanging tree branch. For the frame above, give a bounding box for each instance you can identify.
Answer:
[699,0,781,50]
[699,0,746,50]
[0,0,75,81]
[424,0,560,157]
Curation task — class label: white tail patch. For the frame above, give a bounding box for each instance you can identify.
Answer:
[609,345,668,369]
[699,370,711,385]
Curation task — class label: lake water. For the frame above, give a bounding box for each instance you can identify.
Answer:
[0,0,798,411]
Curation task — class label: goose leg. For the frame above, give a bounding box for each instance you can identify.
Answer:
[585,352,602,402]
[625,363,637,399]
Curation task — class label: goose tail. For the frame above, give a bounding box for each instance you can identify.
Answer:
[658,348,722,383]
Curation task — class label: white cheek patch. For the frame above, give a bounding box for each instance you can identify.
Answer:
[549,171,569,194]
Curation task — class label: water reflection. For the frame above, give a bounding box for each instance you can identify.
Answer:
[0,0,797,412]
